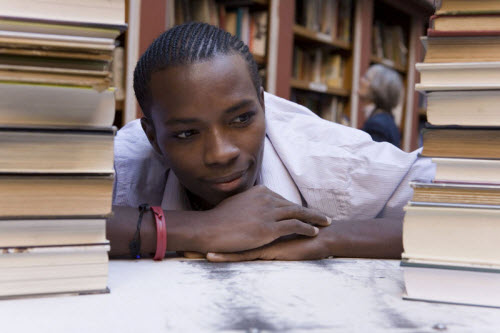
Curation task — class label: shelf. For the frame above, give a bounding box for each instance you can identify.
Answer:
[293,25,351,51]
[370,55,407,74]
[220,0,269,8]
[290,79,350,97]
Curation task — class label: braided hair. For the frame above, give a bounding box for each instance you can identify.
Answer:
[133,22,261,117]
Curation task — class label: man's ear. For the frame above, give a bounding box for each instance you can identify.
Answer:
[259,86,265,113]
[140,117,163,156]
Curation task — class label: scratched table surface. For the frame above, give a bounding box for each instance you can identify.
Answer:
[1,258,499,332]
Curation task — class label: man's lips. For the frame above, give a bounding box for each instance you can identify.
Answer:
[205,170,246,184]
[204,170,247,192]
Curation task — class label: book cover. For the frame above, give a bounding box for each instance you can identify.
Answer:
[402,259,500,308]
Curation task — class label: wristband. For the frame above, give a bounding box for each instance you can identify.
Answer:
[129,203,150,259]
[151,206,167,260]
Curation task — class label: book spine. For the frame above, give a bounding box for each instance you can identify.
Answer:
[427,28,500,37]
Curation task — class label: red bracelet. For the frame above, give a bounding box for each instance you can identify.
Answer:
[151,206,167,261]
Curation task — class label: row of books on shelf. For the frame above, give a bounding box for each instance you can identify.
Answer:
[175,0,268,58]
[402,0,500,309]
[372,21,408,69]
[291,91,349,126]
[0,0,124,298]
[295,0,352,42]
[292,48,344,89]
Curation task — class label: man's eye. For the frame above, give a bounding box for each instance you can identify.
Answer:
[232,112,255,124]
[175,130,197,139]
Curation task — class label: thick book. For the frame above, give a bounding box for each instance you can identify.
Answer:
[0,127,114,173]
[0,69,111,90]
[0,217,106,247]
[432,157,500,184]
[0,30,116,51]
[0,174,113,217]
[403,203,500,265]
[436,0,500,15]
[421,126,500,159]
[428,14,500,36]
[410,181,500,206]
[0,16,126,39]
[0,47,113,62]
[422,36,500,63]
[0,82,115,127]
[0,53,110,72]
[0,0,125,26]
[416,62,500,88]
[402,259,500,308]
[423,90,500,126]
[0,243,109,298]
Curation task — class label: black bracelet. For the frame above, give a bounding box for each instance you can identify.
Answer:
[129,203,150,259]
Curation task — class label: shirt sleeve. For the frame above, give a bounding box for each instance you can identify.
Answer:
[263,92,436,221]
[377,153,435,219]
[113,119,168,207]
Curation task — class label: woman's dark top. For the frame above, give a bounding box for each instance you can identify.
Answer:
[361,110,401,148]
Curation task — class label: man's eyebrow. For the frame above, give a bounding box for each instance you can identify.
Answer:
[223,99,254,114]
[165,117,199,126]
[164,99,255,126]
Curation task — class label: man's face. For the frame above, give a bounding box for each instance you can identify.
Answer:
[146,54,266,207]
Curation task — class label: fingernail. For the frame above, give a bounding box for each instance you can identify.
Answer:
[326,216,332,225]
[314,226,319,235]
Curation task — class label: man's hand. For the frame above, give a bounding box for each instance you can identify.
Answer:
[205,217,405,262]
[206,228,333,262]
[199,185,331,253]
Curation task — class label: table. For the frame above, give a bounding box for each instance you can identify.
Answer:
[1,258,499,332]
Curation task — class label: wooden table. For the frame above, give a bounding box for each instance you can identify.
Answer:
[1,258,499,332]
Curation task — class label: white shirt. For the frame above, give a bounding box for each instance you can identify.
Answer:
[113,92,435,220]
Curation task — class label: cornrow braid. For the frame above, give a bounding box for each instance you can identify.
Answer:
[133,22,261,117]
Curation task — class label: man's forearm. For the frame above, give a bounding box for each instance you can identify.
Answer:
[325,217,403,259]
[107,206,207,257]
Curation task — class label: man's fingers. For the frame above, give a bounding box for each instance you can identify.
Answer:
[183,251,206,259]
[207,249,261,262]
[276,219,319,237]
[277,205,332,227]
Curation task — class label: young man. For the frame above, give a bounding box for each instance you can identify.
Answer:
[109,22,434,261]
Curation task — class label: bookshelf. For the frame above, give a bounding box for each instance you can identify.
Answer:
[288,0,354,124]
[122,0,433,151]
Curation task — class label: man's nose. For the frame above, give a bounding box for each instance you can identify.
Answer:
[203,128,240,166]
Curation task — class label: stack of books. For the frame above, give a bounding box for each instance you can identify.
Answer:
[0,0,126,298]
[402,0,500,308]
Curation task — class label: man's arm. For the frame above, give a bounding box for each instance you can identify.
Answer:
[107,185,331,258]
[206,217,403,262]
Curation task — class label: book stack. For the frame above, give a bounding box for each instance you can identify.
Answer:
[402,0,500,308]
[0,0,126,298]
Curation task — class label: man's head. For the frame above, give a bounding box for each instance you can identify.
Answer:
[133,23,266,208]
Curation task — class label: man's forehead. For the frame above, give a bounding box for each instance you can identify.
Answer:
[150,55,257,114]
